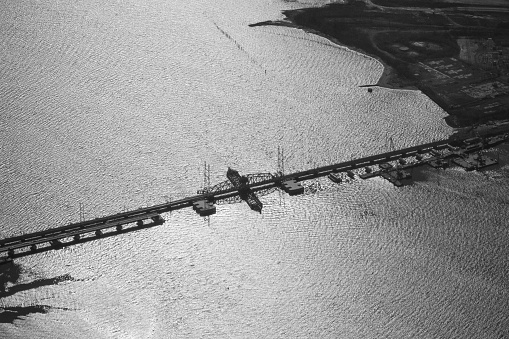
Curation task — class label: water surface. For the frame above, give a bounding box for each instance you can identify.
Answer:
[1,0,508,338]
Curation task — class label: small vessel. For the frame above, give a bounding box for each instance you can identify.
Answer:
[379,163,393,170]
[328,172,342,183]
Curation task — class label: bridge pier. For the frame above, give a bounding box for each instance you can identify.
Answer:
[281,179,304,195]
[428,158,450,169]
[193,200,216,216]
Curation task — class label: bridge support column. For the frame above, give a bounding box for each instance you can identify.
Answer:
[193,200,216,216]
[281,179,304,196]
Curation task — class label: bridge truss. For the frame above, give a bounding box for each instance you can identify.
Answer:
[197,172,278,204]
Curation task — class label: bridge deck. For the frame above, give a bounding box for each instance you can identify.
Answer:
[1,134,508,261]
[280,140,451,182]
[0,213,162,254]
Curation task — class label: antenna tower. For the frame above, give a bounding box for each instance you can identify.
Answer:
[277,146,285,176]
[203,161,211,193]
[79,202,85,222]
[388,136,396,152]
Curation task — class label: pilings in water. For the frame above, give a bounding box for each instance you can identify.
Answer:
[0,212,165,261]
[332,138,503,187]
[453,152,498,171]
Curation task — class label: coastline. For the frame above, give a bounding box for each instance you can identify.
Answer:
[278,7,421,90]
[251,0,509,128]
[250,17,417,90]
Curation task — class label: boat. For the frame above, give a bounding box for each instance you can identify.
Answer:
[379,163,393,170]
[328,172,342,183]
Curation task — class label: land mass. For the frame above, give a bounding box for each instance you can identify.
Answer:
[251,0,509,128]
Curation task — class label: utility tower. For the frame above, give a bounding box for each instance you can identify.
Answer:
[277,146,285,176]
[79,202,85,222]
[203,161,211,193]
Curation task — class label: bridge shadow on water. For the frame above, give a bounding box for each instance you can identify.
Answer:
[0,262,77,323]
[0,220,165,323]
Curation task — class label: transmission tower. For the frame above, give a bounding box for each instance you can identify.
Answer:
[203,161,211,193]
[277,146,285,176]
[388,135,396,152]
[79,202,85,222]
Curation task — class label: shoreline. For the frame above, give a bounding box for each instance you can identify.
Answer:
[250,0,509,128]
[250,18,417,90]
[278,7,421,90]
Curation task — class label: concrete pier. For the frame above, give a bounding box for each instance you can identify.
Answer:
[281,179,304,195]
[193,200,217,216]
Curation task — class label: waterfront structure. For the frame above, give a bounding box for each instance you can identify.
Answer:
[1,133,507,263]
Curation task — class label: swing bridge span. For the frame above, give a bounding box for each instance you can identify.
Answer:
[1,133,508,263]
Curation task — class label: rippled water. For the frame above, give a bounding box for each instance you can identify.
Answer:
[1,0,508,338]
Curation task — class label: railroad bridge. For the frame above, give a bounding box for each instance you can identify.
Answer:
[1,133,507,263]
